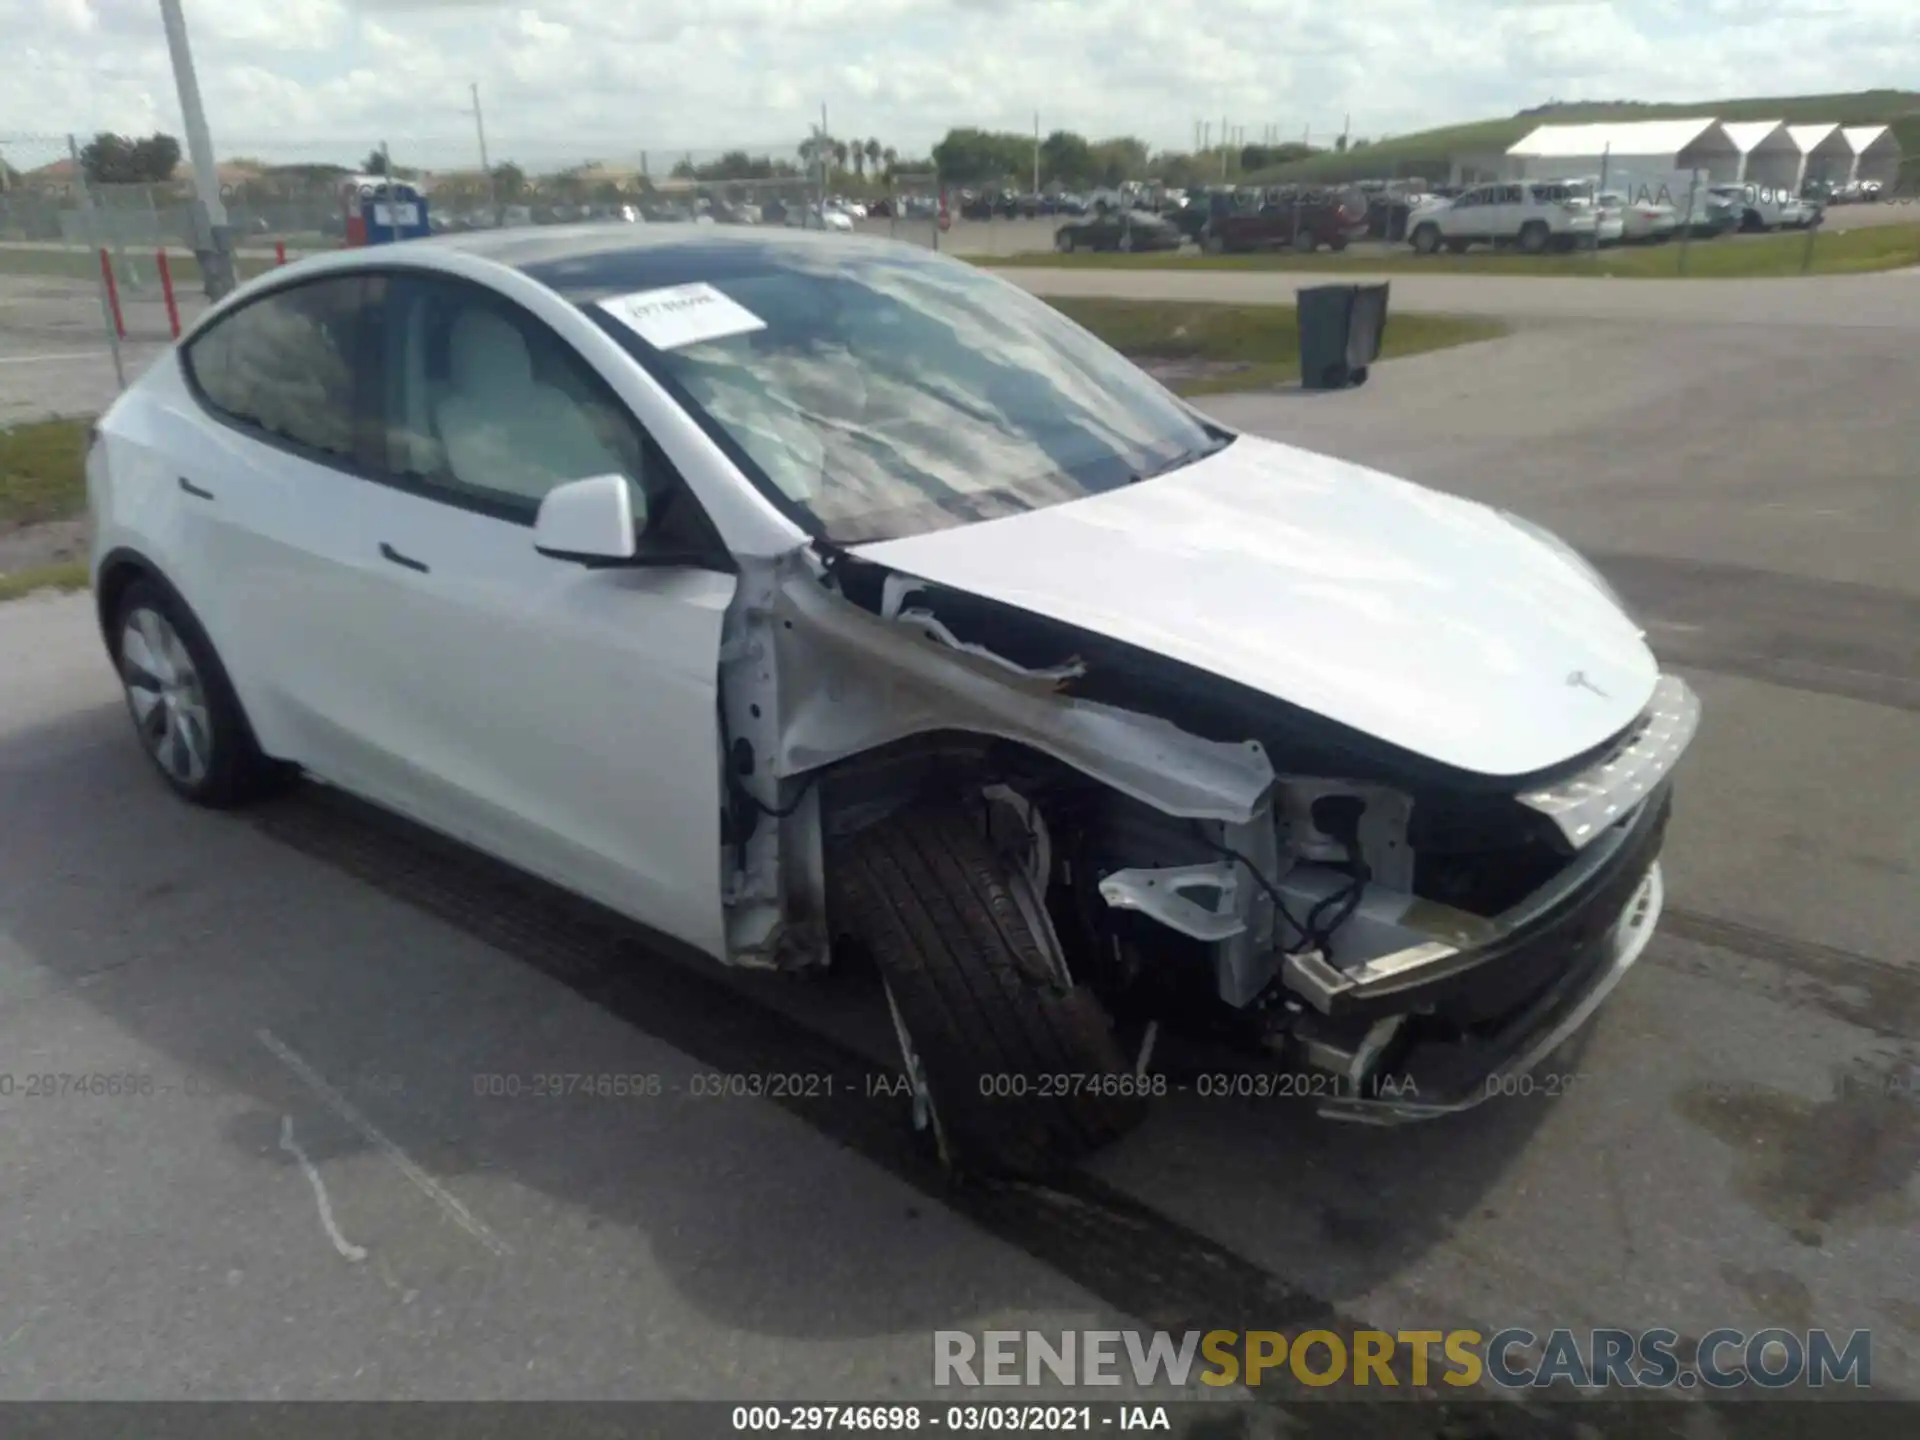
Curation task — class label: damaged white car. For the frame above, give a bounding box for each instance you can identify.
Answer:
[88,226,1699,1175]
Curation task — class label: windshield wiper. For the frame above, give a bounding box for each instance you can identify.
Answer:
[1127,433,1234,484]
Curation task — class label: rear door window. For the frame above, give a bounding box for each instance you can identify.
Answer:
[183,276,370,464]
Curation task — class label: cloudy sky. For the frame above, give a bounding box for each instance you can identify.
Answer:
[1,0,1913,172]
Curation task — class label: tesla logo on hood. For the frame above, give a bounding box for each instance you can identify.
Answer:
[1566,670,1609,697]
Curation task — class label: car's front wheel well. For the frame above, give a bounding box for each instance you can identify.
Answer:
[93,548,160,651]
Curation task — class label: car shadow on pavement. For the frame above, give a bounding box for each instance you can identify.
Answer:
[0,701,1571,1351]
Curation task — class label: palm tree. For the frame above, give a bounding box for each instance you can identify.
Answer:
[865,138,882,176]
[849,138,865,179]
[832,140,849,174]
[882,145,898,178]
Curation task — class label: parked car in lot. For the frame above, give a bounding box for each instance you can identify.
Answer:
[1053,208,1184,253]
[90,226,1698,1176]
[1712,184,1821,231]
[801,203,855,232]
[1596,192,1678,243]
[1685,188,1743,238]
[1204,187,1371,254]
[1407,181,1599,254]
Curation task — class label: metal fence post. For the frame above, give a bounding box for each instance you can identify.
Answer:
[1677,169,1699,276]
[69,134,127,390]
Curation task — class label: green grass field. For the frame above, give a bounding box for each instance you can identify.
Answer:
[1247,89,1920,186]
[0,417,90,527]
[988,222,1920,280]
[1054,298,1505,395]
[0,418,92,602]
[0,559,88,601]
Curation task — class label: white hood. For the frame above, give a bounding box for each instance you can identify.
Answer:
[852,433,1658,779]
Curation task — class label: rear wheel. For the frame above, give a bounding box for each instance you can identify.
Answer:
[829,796,1149,1178]
[1518,221,1549,254]
[1055,228,1075,253]
[112,578,291,807]
[1291,229,1316,253]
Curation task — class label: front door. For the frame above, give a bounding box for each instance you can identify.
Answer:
[329,272,737,957]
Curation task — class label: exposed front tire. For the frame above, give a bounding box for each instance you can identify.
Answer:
[1518,221,1549,254]
[1291,229,1316,253]
[1054,228,1074,252]
[829,797,1148,1178]
[112,577,292,807]
[1410,223,1441,254]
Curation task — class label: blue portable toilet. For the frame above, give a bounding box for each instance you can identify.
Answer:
[358,180,430,245]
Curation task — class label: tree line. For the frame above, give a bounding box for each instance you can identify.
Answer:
[46,121,1355,205]
[928,128,1336,189]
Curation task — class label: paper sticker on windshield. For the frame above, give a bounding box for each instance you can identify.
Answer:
[597,283,765,351]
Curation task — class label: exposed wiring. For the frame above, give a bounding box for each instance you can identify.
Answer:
[1304,844,1371,950]
[1187,823,1315,954]
[716,699,818,837]
[741,772,819,820]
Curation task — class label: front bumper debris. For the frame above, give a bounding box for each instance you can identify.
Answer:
[1316,858,1665,1124]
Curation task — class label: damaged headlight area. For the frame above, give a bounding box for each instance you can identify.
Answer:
[1074,758,1679,1122]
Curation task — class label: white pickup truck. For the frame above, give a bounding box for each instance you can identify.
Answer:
[1709,183,1823,232]
[1407,181,1599,255]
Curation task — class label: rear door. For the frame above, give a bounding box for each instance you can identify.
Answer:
[171,272,387,778]
[326,269,737,955]
[1490,183,1526,238]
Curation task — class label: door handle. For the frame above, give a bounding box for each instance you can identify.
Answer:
[178,477,214,500]
[379,542,430,574]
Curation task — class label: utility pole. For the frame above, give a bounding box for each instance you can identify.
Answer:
[1033,110,1040,194]
[468,82,498,222]
[158,0,235,299]
[1220,112,1229,178]
[819,101,830,212]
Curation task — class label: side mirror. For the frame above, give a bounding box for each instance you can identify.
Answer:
[533,473,640,564]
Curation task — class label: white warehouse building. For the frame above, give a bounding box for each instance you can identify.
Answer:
[1720,121,1801,188]
[1842,125,1902,186]
[1785,123,1854,188]
[1504,118,1742,186]
[1499,116,1906,195]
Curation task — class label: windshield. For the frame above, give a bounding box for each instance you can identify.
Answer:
[586,249,1221,545]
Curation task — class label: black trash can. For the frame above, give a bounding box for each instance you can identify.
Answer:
[1297,282,1391,390]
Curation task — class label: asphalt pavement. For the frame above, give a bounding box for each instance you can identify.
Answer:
[0,253,1916,1406]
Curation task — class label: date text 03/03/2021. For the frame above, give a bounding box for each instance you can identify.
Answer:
[730,1405,1171,1432]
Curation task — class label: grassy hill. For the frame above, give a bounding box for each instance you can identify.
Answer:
[1248,90,1920,185]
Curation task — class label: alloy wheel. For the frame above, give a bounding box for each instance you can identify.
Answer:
[120,605,213,788]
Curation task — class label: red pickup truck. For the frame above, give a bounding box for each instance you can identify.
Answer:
[1203,188,1371,254]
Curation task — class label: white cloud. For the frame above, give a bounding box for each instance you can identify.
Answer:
[0,0,1911,171]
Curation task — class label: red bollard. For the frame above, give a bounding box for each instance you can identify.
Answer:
[274,239,287,267]
[156,250,181,339]
[98,248,126,340]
